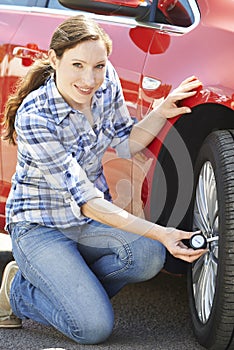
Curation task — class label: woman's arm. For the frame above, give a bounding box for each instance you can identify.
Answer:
[129,76,202,155]
[81,197,206,263]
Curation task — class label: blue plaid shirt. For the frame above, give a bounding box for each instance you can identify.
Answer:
[6,61,134,228]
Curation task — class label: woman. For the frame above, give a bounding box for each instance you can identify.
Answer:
[0,15,205,344]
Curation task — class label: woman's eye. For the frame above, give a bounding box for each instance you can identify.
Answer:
[96,64,105,69]
[73,63,82,68]
[72,63,105,69]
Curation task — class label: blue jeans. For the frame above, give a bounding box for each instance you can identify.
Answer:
[9,220,165,344]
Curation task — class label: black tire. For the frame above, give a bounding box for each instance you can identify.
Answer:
[188,130,234,350]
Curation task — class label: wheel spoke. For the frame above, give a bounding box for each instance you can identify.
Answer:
[192,253,206,283]
[194,258,208,321]
[193,253,217,323]
[206,170,218,233]
[203,256,217,320]
[194,164,212,232]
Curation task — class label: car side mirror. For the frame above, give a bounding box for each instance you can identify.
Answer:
[58,0,152,20]
[157,0,193,27]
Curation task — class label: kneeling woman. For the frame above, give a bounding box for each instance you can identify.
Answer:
[0,15,205,344]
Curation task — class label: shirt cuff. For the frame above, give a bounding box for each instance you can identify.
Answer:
[70,188,103,220]
[64,158,104,219]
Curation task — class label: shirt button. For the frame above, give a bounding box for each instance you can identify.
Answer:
[66,172,71,178]
[95,91,102,98]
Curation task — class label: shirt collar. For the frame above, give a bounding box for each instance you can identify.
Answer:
[46,76,73,125]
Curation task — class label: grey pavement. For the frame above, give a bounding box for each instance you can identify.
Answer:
[0,233,205,350]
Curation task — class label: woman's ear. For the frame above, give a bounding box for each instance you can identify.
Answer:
[48,49,57,70]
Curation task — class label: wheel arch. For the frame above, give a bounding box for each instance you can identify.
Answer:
[176,103,234,166]
[149,103,234,226]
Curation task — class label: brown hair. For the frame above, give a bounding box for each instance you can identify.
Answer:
[3,15,112,144]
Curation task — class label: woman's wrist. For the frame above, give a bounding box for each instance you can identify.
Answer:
[144,223,167,243]
[149,108,167,125]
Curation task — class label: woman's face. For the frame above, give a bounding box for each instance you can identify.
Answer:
[49,39,108,111]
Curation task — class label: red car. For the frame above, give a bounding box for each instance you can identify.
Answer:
[0,0,234,348]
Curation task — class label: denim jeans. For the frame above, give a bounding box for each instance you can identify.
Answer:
[9,220,165,344]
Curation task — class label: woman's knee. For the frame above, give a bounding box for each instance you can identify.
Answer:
[131,238,166,281]
[70,308,114,344]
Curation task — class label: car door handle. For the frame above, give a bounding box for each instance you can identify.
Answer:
[12,45,46,66]
[12,46,44,59]
[142,76,161,90]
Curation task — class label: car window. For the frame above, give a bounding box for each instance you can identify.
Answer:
[0,0,34,5]
[46,0,69,10]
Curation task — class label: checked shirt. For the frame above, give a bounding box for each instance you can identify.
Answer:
[6,61,134,228]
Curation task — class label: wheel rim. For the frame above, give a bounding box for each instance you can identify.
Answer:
[192,161,219,324]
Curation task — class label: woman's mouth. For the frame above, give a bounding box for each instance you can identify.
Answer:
[75,85,94,95]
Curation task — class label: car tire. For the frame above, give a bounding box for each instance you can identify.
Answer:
[188,130,234,350]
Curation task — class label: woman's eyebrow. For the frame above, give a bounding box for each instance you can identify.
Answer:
[71,59,107,64]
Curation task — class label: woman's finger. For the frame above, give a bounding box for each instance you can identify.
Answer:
[178,76,200,87]
[172,247,207,262]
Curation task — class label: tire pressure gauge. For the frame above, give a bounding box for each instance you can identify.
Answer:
[190,232,219,250]
[190,233,206,249]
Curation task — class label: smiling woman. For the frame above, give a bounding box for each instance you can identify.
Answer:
[0,13,204,345]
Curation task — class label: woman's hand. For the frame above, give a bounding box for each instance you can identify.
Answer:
[158,227,207,263]
[129,76,202,155]
[155,76,202,120]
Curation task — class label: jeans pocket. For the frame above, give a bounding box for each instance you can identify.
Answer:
[11,222,41,240]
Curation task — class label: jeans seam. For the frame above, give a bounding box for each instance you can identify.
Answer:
[79,232,134,281]
[102,241,133,281]
[28,265,82,336]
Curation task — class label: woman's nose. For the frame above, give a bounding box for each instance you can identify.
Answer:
[82,69,95,86]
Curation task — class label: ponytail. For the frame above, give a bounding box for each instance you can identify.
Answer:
[3,59,53,145]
